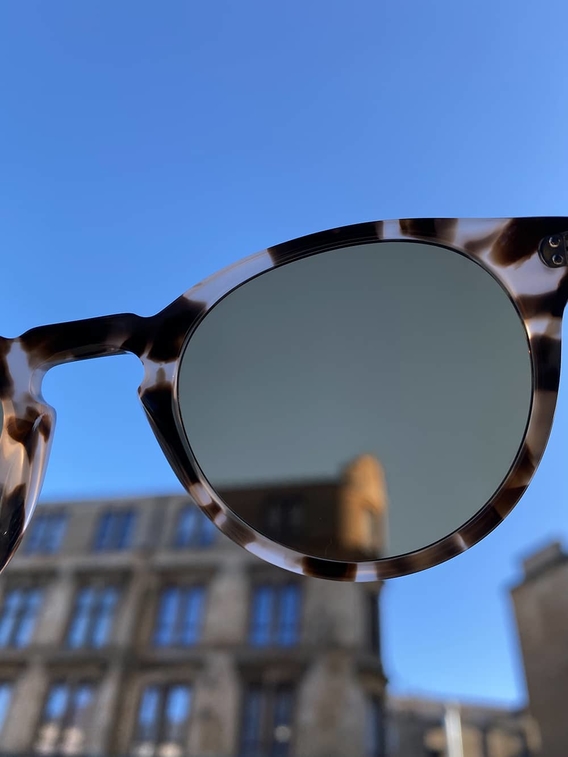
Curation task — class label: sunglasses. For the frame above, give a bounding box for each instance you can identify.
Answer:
[1,217,566,581]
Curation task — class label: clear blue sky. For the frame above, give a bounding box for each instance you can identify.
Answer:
[1,0,568,707]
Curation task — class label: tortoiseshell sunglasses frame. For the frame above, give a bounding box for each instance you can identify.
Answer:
[1,217,567,581]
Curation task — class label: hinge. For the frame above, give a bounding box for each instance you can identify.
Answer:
[539,233,568,268]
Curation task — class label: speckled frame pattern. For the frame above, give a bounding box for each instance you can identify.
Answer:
[1,217,566,580]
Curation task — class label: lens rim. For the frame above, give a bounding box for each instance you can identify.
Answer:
[0,396,55,571]
[138,217,566,581]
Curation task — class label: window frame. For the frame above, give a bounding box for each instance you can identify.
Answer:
[24,512,68,556]
[131,681,194,757]
[34,678,98,756]
[249,583,301,648]
[65,582,120,649]
[152,584,207,648]
[0,585,44,648]
[240,682,296,757]
[262,494,305,542]
[172,505,217,549]
[92,509,137,552]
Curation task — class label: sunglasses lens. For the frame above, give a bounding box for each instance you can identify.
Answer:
[177,241,532,561]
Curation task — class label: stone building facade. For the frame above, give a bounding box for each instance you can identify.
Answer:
[389,698,537,757]
[0,494,539,757]
[0,494,386,757]
[511,541,568,757]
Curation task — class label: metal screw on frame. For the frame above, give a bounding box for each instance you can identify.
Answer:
[539,234,568,268]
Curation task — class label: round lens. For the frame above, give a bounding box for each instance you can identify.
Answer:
[177,241,533,561]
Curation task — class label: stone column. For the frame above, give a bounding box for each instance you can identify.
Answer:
[35,570,75,645]
[302,578,365,649]
[87,665,123,754]
[295,650,366,757]
[202,563,248,645]
[113,567,149,647]
[189,652,240,756]
[2,659,48,751]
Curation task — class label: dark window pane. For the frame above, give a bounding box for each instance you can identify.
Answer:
[263,496,305,544]
[369,594,380,654]
[180,587,205,645]
[365,696,384,757]
[241,686,263,756]
[272,687,293,757]
[241,685,294,757]
[250,587,273,646]
[277,585,300,646]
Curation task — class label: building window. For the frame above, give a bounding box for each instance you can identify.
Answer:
[153,586,206,647]
[93,510,136,552]
[132,684,192,757]
[0,587,43,648]
[66,585,119,649]
[263,495,304,541]
[35,681,96,755]
[365,696,385,757]
[173,506,216,548]
[240,684,294,757]
[0,682,13,734]
[249,585,300,647]
[369,592,380,654]
[24,513,67,555]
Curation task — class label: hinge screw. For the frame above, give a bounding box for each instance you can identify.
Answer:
[539,233,568,267]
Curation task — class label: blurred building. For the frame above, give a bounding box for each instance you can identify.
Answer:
[0,492,387,757]
[0,492,538,757]
[220,454,389,561]
[511,541,568,757]
[389,697,538,757]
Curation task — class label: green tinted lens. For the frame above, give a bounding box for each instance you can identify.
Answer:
[178,241,532,561]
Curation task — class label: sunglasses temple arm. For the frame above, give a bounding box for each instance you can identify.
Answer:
[0,312,157,571]
[18,313,148,373]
